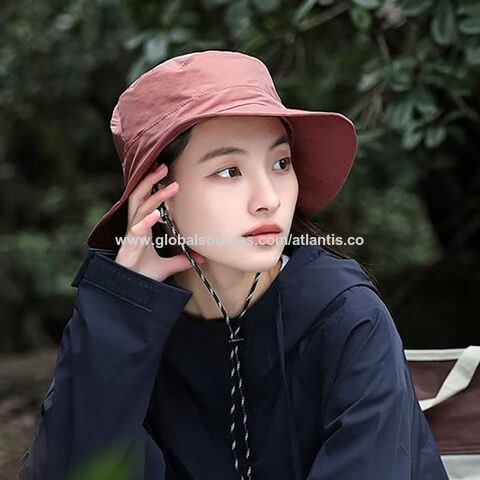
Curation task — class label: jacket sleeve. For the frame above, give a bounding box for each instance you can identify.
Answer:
[19,250,192,480]
[306,286,449,480]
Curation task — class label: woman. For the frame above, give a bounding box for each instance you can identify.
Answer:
[20,51,448,479]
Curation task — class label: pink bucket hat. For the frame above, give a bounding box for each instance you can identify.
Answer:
[87,50,357,249]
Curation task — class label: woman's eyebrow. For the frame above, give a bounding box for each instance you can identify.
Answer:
[197,134,290,164]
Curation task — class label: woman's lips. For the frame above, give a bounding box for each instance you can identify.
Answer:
[242,222,282,236]
[244,231,279,236]
[244,232,281,245]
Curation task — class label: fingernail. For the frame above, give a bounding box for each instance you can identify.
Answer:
[156,163,166,171]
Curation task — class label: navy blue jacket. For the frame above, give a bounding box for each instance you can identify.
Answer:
[19,244,449,479]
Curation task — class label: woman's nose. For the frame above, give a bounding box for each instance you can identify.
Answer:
[248,174,281,213]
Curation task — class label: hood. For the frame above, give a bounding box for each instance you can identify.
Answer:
[269,244,380,480]
[276,243,379,357]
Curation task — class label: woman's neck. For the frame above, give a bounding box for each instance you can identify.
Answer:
[172,258,283,321]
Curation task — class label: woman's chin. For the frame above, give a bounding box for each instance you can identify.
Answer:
[234,247,283,273]
[192,244,283,272]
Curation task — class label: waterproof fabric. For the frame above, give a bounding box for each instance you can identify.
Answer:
[19,244,448,479]
[87,50,357,249]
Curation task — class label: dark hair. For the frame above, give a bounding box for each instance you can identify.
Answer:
[152,118,378,287]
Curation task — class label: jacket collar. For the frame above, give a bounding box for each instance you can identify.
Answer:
[71,244,379,375]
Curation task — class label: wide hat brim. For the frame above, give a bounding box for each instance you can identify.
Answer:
[87,104,357,250]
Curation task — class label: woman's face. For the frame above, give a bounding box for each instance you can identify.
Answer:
[165,115,298,273]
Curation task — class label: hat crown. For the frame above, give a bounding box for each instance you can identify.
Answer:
[110,51,283,164]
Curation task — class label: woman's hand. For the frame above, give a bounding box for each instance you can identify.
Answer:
[114,163,205,282]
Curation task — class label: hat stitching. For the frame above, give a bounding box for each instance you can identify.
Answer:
[121,108,297,201]
[178,56,195,69]
[123,84,282,152]
[133,100,278,178]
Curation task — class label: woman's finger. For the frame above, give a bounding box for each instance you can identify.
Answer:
[130,209,161,238]
[138,181,179,218]
[127,164,170,224]
[129,163,168,205]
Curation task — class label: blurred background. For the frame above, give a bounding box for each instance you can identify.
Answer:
[1,0,479,477]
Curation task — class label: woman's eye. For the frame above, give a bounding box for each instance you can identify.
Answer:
[273,157,292,171]
[215,158,292,179]
[216,166,241,179]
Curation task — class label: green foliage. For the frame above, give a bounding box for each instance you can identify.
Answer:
[1,0,478,351]
[66,444,138,480]
[431,0,457,46]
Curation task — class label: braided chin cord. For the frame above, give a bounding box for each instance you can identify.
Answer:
[159,203,260,479]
